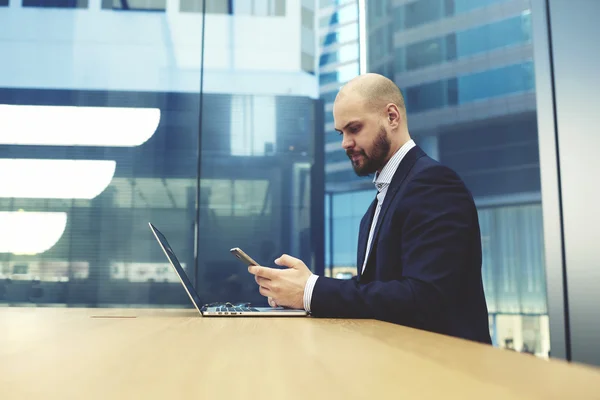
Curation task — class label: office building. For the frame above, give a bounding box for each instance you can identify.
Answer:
[0,0,324,307]
[319,0,547,354]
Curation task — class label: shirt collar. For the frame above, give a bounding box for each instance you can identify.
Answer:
[373,139,416,192]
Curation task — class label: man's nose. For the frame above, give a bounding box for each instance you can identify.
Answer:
[341,134,354,150]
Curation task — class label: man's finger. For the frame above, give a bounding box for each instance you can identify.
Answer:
[274,254,302,269]
[248,265,278,279]
[268,297,278,308]
[259,285,273,298]
[255,275,271,288]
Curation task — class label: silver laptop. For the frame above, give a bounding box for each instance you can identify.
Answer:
[148,222,307,317]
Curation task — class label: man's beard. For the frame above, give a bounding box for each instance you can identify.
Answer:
[347,127,391,177]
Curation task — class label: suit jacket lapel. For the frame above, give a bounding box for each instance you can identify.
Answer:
[361,146,425,274]
[357,197,377,279]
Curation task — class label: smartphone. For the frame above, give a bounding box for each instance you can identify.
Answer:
[230,247,260,266]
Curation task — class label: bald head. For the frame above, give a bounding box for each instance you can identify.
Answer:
[335,73,406,116]
[332,73,411,176]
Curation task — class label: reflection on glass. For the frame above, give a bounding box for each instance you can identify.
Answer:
[0,1,323,308]
[23,0,88,8]
[230,96,276,157]
[0,212,67,255]
[102,0,165,11]
[0,105,160,147]
[0,159,116,200]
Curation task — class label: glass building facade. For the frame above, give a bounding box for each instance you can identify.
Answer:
[324,0,548,355]
[0,0,323,308]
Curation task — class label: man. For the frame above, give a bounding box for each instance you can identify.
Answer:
[248,73,492,344]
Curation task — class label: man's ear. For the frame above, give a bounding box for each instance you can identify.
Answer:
[386,104,400,125]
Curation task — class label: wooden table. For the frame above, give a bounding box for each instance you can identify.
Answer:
[1,307,600,399]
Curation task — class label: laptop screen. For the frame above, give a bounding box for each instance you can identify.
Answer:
[149,223,203,309]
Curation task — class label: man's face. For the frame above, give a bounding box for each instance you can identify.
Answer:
[333,96,391,177]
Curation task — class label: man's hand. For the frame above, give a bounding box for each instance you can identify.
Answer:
[247,254,312,310]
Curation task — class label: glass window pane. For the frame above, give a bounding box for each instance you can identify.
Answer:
[395,15,532,72]
[456,15,532,58]
[320,71,338,86]
[102,0,164,10]
[2,0,324,310]
[406,38,445,70]
[405,80,447,113]
[458,62,534,103]
[24,0,87,7]
[337,62,359,81]
[362,0,549,355]
[338,3,358,24]
[332,216,356,266]
[453,0,505,13]
[274,0,285,16]
[337,23,359,43]
[181,0,230,13]
[302,7,314,29]
[404,0,445,29]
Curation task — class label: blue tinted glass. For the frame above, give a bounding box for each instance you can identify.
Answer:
[325,130,341,144]
[458,62,534,103]
[453,0,506,13]
[319,71,339,86]
[23,0,87,7]
[456,15,531,58]
[326,169,371,184]
[405,80,447,113]
[338,4,358,24]
[404,0,445,29]
[323,32,338,47]
[406,37,445,70]
[1,4,325,309]
[320,51,338,66]
[330,12,340,25]
[337,44,359,64]
[338,63,359,82]
[337,23,359,42]
[332,216,357,266]
[333,192,354,218]
[325,149,350,165]
[321,90,338,104]
[320,0,342,6]
[397,0,510,31]
[352,190,375,216]
[395,47,407,72]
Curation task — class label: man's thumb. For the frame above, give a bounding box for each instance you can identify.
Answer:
[274,254,300,269]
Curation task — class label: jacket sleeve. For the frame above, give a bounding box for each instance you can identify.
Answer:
[310,165,476,330]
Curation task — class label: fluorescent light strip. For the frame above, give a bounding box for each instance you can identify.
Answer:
[0,105,160,147]
[0,159,116,199]
[0,211,67,255]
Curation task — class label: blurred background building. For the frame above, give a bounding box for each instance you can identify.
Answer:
[321,0,547,357]
[0,0,324,308]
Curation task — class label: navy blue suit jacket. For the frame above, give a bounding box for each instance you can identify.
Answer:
[312,146,492,344]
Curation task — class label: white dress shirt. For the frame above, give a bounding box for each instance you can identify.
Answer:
[303,139,416,312]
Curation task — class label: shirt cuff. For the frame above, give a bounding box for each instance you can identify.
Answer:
[303,274,319,313]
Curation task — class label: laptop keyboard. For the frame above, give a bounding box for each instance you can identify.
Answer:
[216,307,259,312]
